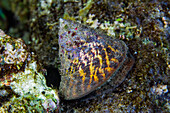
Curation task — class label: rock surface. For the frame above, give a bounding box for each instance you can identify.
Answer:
[0,30,59,112]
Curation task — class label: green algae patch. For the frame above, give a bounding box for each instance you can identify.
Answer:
[79,0,94,20]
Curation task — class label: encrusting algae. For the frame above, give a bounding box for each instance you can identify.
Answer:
[0,29,59,112]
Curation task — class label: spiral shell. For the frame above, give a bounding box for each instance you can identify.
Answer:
[58,19,134,100]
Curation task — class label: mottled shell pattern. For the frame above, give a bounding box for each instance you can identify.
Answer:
[58,18,133,100]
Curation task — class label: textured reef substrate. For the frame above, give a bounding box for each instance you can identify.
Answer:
[0,0,169,112]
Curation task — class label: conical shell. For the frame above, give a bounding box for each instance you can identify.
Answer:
[58,18,131,100]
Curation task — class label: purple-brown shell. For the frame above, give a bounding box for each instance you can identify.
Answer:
[58,19,134,100]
